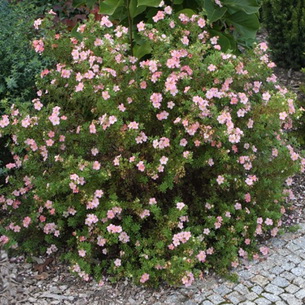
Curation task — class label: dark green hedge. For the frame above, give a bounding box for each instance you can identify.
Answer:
[262,0,305,69]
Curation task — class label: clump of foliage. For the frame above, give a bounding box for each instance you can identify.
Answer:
[0,0,55,185]
[0,7,302,287]
[262,0,305,69]
[73,0,261,56]
[0,0,52,103]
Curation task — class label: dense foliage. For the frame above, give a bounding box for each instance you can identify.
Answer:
[73,0,261,56]
[0,7,302,287]
[0,0,54,184]
[262,0,305,69]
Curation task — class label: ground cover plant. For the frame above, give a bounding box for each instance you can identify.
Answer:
[0,6,303,287]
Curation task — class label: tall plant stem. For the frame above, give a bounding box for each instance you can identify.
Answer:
[126,0,134,55]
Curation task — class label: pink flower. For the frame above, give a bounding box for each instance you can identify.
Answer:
[22,217,31,228]
[164,6,172,14]
[85,214,99,226]
[149,198,157,205]
[107,224,122,233]
[265,218,273,226]
[114,259,121,267]
[78,249,86,257]
[118,104,126,112]
[279,112,288,120]
[100,16,113,27]
[128,121,139,130]
[137,21,145,31]
[91,148,99,156]
[119,232,130,243]
[89,123,96,134]
[0,235,9,245]
[34,18,42,29]
[140,273,150,283]
[61,69,71,78]
[139,209,150,219]
[95,190,104,198]
[75,82,84,92]
[160,156,168,165]
[197,251,206,262]
[46,139,54,147]
[259,42,268,51]
[92,161,101,170]
[208,64,217,72]
[150,93,162,108]
[262,92,271,101]
[259,246,269,256]
[156,111,169,120]
[176,202,185,210]
[244,193,251,203]
[181,36,189,45]
[180,138,188,146]
[198,18,206,28]
[137,161,145,172]
[32,39,44,53]
[102,91,110,100]
[152,11,165,22]
[216,175,224,185]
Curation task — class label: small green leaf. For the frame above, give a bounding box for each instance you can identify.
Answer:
[99,0,124,15]
[129,0,147,18]
[133,41,152,59]
[137,0,161,7]
[173,0,184,3]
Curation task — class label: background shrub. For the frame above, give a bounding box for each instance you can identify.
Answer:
[0,8,302,287]
[262,0,305,69]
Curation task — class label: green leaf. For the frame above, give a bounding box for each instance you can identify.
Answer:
[71,24,83,41]
[176,8,197,17]
[72,0,98,8]
[226,10,259,39]
[203,0,227,22]
[173,0,184,3]
[133,41,152,59]
[72,0,86,8]
[137,0,161,7]
[209,29,236,51]
[99,0,124,15]
[129,0,147,18]
[221,0,261,14]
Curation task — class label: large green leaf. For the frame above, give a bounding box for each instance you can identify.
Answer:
[129,0,147,18]
[221,0,260,14]
[203,0,227,23]
[226,10,259,39]
[176,8,197,17]
[133,41,152,59]
[137,0,161,7]
[209,29,236,52]
[99,0,124,15]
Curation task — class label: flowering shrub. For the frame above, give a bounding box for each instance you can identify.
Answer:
[0,8,303,287]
